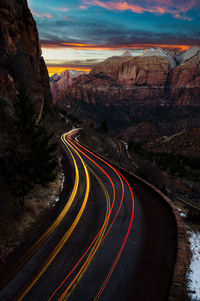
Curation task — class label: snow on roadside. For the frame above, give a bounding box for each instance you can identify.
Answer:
[187,231,200,300]
[177,208,187,218]
[53,171,65,205]
[176,207,200,299]
[120,140,139,168]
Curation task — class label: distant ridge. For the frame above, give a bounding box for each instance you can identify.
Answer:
[121,50,133,57]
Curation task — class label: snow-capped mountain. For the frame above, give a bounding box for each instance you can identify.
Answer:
[143,47,177,68]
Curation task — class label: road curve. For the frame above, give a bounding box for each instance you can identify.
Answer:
[0,129,176,301]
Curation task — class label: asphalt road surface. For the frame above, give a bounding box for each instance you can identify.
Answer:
[0,129,177,301]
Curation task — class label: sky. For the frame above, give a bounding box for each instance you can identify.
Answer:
[27,0,200,75]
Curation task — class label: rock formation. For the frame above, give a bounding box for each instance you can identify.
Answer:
[50,69,88,103]
[121,50,133,57]
[64,47,200,107]
[172,50,200,106]
[0,0,51,104]
[176,46,200,64]
[57,47,200,141]
[143,47,177,68]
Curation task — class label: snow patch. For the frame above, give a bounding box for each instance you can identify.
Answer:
[61,171,65,190]
[143,47,177,68]
[177,208,187,218]
[53,171,65,206]
[187,231,200,300]
[74,134,80,143]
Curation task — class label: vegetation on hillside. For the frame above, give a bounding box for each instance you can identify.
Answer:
[0,88,58,211]
[129,140,200,180]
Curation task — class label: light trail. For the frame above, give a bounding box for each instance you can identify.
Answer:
[94,172,135,300]
[48,132,120,300]
[0,132,80,291]
[69,134,135,301]
[55,133,128,301]
[60,165,111,300]
[17,128,134,301]
[18,134,90,301]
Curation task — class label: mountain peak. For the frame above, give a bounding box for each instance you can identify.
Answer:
[121,51,133,57]
[176,45,200,64]
[143,47,177,68]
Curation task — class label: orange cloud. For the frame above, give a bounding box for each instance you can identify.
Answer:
[83,0,196,19]
[83,0,147,13]
[32,10,53,19]
[43,42,190,52]
[79,5,88,9]
[47,66,91,76]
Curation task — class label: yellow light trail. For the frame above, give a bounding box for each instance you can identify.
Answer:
[68,137,133,301]
[54,134,125,301]
[61,165,111,300]
[0,132,79,291]
[18,132,90,300]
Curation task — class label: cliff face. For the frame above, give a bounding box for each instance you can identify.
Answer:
[0,0,51,103]
[59,47,200,141]
[171,52,200,106]
[50,70,88,103]
[65,47,200,107]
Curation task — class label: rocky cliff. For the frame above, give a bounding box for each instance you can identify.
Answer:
[60,47,200,141]
[50,70,88,103]
[64,47,200,107]
[0,0,51,104]
[171,51,200,106]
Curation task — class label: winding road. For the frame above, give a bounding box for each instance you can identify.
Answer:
[0,129,177,301]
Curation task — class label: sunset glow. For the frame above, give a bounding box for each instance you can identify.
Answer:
[47,66,91,77]
[43,43,190,52]
[28,0,200,73]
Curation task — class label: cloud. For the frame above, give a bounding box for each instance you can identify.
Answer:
[79,5,88,10]
[35,11,200,52]
[41,40,198,52]
[32,10,53,19]
[47,58,101,68]
[56,7,69,12]
[63,16,73,21]
[82,0,197,20]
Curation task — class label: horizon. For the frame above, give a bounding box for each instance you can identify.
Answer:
[27,0,200,75]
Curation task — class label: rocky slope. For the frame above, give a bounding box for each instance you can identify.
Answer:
[0,0,51,105]
[50,70,88,103]
[147,128,200,159]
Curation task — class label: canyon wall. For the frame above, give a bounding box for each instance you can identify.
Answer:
[58,47,200,141]
[0,0,51,104]
[64,47,200,107]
